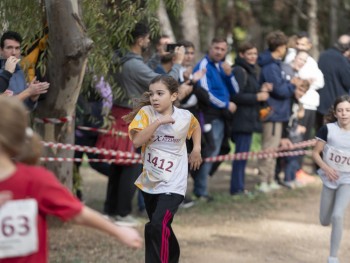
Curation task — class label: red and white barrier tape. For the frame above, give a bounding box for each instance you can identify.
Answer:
[34,116,73,124]
[41,141,313,163]
[204,149,312,163]
[42,141,141,159]
[77,126,128,137]
[40,157,142,164]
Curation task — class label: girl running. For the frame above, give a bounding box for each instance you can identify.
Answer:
[0,97,142,263]
[124,75,202,263]
[312,95,350,263]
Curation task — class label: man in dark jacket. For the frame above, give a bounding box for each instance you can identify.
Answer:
[317,34,350,130]
[256,31,299,193]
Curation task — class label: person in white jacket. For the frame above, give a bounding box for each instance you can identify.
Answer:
[285,32,324,178]
[285,32,324,142]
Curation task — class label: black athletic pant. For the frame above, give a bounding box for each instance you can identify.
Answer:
[103,163,141,216]
[142,191,184,263]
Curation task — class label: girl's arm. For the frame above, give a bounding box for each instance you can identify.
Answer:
[71,206,142,248]
[189,125,202,170]
[131,115,174,148]
[312,140,338,181]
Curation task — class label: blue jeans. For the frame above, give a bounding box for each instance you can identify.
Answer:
[193,118,224,197]
[231,132,252,194]
[284,155,300,182]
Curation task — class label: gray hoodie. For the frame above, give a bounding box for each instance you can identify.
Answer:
[113,51,181,108]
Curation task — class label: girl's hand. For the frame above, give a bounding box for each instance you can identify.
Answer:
[114,226,143,249]
[157,116,175,125]
[189,150,202,170]
[323,165,339,181]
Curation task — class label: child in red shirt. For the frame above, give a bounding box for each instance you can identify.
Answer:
[0,97,142,263]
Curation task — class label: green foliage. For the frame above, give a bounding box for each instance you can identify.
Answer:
[80,0,182,93]
[0,0,45,39]
[0,0,183,94]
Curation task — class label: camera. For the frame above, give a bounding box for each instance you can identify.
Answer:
[166,43,182,52]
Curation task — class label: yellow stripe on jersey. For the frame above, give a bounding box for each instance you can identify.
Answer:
[187,114,200,139]
[128,109,150,138]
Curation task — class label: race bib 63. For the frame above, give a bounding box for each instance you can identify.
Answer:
[0,199,38,258]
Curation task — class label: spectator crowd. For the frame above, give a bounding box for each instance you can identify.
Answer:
[1,22,350,263]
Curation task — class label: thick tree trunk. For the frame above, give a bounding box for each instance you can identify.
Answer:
[307,0,319,59]
[35,0,93,188]
[180,0,201,59]
[157,0,176,41]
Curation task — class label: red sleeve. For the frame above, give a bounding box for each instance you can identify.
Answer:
[29,167,83,221]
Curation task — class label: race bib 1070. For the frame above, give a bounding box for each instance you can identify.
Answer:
[0,199,38,259]
[324,145,350,172]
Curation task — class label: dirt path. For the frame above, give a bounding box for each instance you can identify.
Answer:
[49,165,350,263]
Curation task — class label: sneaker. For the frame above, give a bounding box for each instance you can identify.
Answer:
[279,181,294,189]
[193,194,214,203]
[328,257,339,263]
[255,182,271,193]
[180,196,195,209]
[293,180,305,188]
[114,215,141,227]
[269,181,281,190]
[296,170,316,184]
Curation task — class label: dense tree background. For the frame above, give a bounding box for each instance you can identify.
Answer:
[0,0,349,185]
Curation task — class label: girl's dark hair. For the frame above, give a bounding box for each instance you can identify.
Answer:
[324,95,350,124]
[122,75,179,123]
[0,97,42,165]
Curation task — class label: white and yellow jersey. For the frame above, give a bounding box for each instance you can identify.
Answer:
[129,105,199,196]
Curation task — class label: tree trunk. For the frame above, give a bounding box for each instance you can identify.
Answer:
[329,0,338,46]
[157,0,176,41]
[180,0,201,59]
[35,0,93,188]
[199,0,216,49]
[307,0,319,59]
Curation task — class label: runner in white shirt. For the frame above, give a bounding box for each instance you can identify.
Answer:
[313,95,350,263]
[124,75,202,263]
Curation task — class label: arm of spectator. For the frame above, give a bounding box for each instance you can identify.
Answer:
[339,59,350,92]
[178,82,193,101]
[0,70,12,93]
[146,53,161,70]
[198,72,227,108]
[309,67,324,90]
[95,76,113,115]
[221,63,239,96]
[263,64,295,99]
[0,56,19,93]
[279,138,294,151]
[16,78,50,102]
[192,83,210,107]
